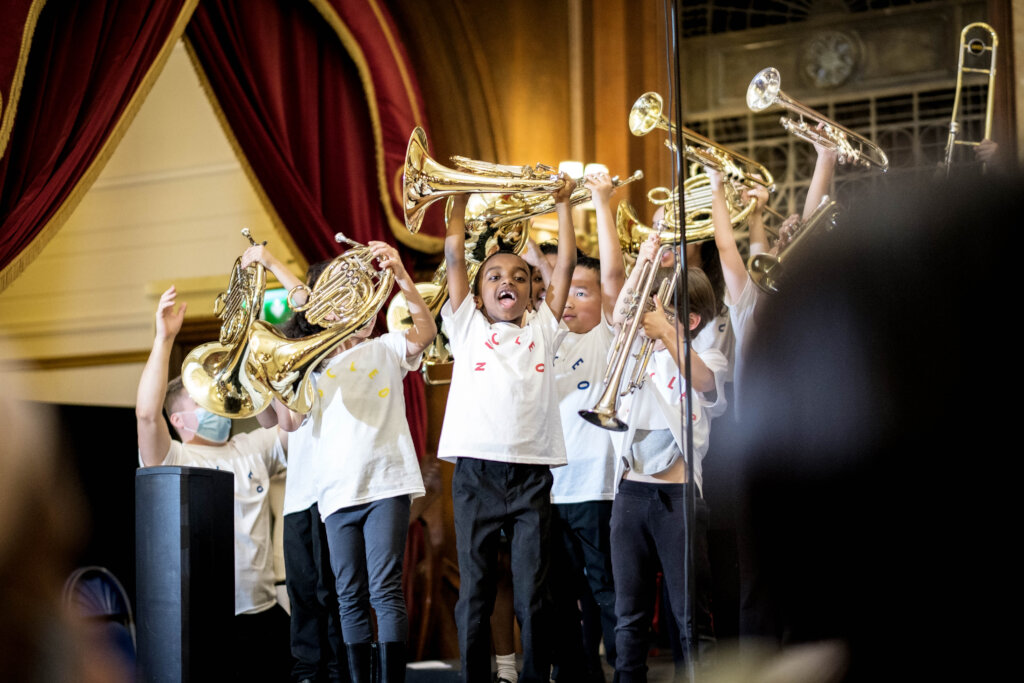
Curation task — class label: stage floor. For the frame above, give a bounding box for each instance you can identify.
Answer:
[406,653,679,682]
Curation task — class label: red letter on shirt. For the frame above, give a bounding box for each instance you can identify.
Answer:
[475,362,487,372]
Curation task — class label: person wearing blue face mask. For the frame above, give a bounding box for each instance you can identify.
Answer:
[136,285,293,681]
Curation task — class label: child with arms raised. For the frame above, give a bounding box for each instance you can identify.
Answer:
[243,239,436,683]
[439,175,577,683]
[609,234,727,682]
[528,172,626,680]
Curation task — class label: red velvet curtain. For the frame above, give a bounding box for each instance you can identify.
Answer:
[185,0,440,461]
[0,0,195,290]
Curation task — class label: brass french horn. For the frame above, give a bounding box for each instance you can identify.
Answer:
[245,233,395,414]
[181,229,271,418]
[183,232,394,417]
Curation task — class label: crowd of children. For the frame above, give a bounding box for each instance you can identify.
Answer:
[135,146,838,682]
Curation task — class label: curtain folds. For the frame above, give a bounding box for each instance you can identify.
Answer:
[0,0,197,291]
[186,0,435,464]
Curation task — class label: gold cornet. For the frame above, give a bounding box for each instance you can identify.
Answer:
[747,67,889,171]
[580,242,681,431]
[944,23,998,174]
[181,229,271,418]
[629,91,776,192]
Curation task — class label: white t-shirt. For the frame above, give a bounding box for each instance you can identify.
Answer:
[282,413,317,516]
[437,297,568,466]
[729,277,762,415]
[156,428,286,615]
[550,319,617,503]
[613,346,728,492]
[312,333,425,519]
[693,308,735,384]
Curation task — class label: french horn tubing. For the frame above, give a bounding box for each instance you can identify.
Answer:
[181,229,271,418]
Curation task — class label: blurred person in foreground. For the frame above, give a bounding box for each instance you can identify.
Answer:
[722,171,1018,682]
[0,360,130,682]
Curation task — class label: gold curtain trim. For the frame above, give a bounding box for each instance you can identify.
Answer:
[182,36,308,276]
[308,0,443,254]
[364,0,423,128]
[0,0,48,159]
[0,0,201,293]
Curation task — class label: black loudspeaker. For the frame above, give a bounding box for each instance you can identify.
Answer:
[135,466,234,681]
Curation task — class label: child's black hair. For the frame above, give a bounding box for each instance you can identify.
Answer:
[278,259,331,338]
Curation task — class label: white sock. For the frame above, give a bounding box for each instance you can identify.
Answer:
[495,653,518,683]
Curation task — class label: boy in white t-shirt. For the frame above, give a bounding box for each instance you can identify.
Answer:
[607,235,727,682]
[527,172,626,680]
[136,286,293,681]
[243,240,436,683]
[438,175,577,683]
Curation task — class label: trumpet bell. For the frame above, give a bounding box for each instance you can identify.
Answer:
[628,92,671,138]
[746,67,781,111]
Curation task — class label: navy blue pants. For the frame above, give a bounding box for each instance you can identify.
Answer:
[452,458,554,683]
[324,496,411,645]
[610,480,714,682]
[284,503,347,681]
[550,500,617,680]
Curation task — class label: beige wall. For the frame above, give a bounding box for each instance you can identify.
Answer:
[0,42,301,407]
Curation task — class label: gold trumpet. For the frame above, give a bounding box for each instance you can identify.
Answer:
[747,196,839,294]
[629,91,776,192]
[944,22,998,174]
[181,229,270,418]
[244,233,395,414]
[747,67,889,171]
[580,241,681,431]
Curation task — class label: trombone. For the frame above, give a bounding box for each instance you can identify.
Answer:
[944,22,998,175]
[747,67,889,172]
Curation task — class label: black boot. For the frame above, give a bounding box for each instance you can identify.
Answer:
[345,642,374,683]
[376,641,406,683]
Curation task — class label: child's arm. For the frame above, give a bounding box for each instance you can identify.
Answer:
[241,245,305,302]
[585,172,626,319]
[612,233,659,327]
[706,167,749,305]
[743,177,772,257]
[521,237,552,289]
[803,125,838,220]
[136,286,185,467]
[641,298,716,393]
[545,173,578,321]
[445,194,471,312]
[371,240,437,356]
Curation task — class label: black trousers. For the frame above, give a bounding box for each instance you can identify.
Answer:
[550,500,617,680]
[284,503,347,682]
[452,458,554,683]
[234,603,294,681]
[610,480,714,682]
